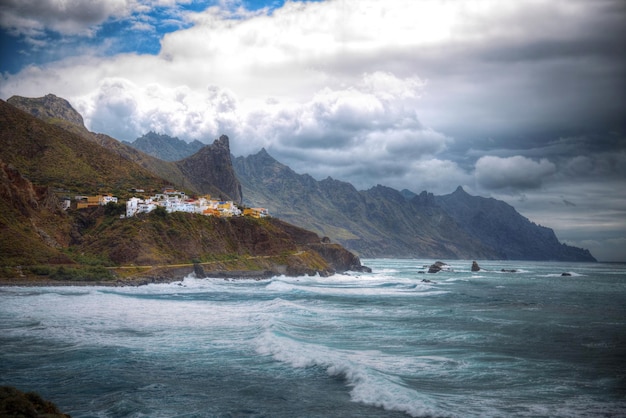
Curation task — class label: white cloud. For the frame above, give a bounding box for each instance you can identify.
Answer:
[475,155,557,190]
[80,77,241,142]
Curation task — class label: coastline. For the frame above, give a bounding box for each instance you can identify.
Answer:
[0,247,364,287]
[0,271,274,287]
[0,265,280,287]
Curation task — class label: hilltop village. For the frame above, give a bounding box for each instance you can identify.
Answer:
[73,188,269,219]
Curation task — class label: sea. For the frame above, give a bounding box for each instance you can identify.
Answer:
[1,259,625,418]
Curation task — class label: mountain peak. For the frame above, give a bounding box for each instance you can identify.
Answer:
[216,134,230,149]
[177,135,242,203]
[7,93,85,128]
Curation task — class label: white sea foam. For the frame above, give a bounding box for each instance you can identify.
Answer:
[254,328,452,417]
[541,271,585,277]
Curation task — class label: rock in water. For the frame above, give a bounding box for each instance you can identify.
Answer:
[428,261,447,273]
[471,261,481,272]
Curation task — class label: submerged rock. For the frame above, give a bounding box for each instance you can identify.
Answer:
[501,269,518,273]
[561,272,572,276]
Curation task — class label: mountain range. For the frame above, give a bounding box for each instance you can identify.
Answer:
[113,124,592,259]
[3,94,596,267]
[233,150,595,261]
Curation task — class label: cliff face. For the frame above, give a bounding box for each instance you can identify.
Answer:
[0,158,74,266]
[177,135,243,203]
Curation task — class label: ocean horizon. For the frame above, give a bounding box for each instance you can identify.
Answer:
[1,259,625,417]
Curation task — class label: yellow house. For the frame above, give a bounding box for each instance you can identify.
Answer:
[243,208,269,218]
[76,195,100,209]
[76,194,118,209]
[203,208,220,217]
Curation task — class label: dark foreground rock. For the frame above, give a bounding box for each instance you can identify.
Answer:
[471,261,481,272]
[0,386,70,417]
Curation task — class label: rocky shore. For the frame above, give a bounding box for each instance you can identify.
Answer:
[0,252,371,287]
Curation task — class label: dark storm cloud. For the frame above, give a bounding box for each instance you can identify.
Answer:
[475,156,557,190]
[0,0,131,36]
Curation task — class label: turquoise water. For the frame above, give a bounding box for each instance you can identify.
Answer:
[1,259,625,417]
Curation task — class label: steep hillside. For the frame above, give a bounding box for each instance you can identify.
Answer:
[234,149,498,259]
[0,158,73,267]
[124,131,205,161]
[435,186,596,261]
[7,94,194,192]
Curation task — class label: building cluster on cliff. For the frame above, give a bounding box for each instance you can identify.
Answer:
[72,188,269,219]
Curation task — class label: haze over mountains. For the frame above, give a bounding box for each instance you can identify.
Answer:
[5,94,596,262]
[123,132,204,162]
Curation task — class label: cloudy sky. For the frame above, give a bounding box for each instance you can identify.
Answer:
[1,0,625,261]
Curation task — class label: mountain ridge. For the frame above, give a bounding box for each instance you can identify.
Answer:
[234,149,501,259]
[234,149,596,261]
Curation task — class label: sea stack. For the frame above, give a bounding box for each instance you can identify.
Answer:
[471,261,481,272]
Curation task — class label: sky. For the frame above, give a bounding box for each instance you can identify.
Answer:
[1,0,625,261]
